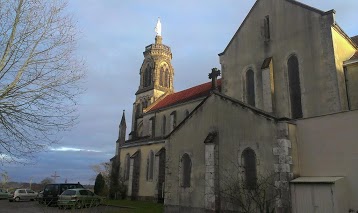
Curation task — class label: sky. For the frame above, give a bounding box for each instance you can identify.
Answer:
[2,0,358,185]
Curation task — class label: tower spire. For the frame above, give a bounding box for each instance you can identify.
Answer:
[116,110,126,155]
[120,110,126,128]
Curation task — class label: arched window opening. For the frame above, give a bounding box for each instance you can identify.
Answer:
[162,116,166,136]
[125,153,130,180]
[181,153,191,188]
[166,69,170,88]
[143,100,148,109]
[185,110,189,117]
[164,71,169,87]
[160,68,164,86]
[144,66,152,87]
[146,151,154,181]
[147,67,152,86]
[170,111,176,132]
[242,148,257,189]
[136,104,141,118]
[288,55,302,119]
[246,69,255,106]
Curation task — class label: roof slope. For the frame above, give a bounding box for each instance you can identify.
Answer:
[351,36,358,46]
[148,79,221,112]
[219,0,330,56]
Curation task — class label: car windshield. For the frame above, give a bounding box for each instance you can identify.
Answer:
[61,190,76,196]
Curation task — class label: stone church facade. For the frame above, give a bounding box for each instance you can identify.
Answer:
[112,0,358,212]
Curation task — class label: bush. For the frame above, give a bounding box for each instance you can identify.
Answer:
[94,173,107,196]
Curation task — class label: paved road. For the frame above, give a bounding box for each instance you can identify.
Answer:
[0,199,123,213]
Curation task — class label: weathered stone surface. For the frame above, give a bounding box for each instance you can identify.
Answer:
[273,146,289,156]
[274,164,290,172]
[277,139,291,148]
[279,155,292,164]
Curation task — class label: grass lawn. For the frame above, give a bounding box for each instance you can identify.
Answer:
[103,199,163,213]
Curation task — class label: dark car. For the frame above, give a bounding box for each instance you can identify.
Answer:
[42,183,84,205]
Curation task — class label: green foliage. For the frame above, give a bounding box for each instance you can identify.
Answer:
[94,173,107,196]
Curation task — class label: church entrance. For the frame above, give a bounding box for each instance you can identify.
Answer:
[157,148,166,203]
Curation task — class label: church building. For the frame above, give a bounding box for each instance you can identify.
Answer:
[112,0,358,212]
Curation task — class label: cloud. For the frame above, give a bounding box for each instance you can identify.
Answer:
[49,147,102,153]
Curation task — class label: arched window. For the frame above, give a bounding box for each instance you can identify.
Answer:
[288,55,302,119]
[246,69,255,106]
[162,115,166,136]
[146,151,154,181]
[125,153,130,180]
[160,68,164,86]
[165,71,169,87]
[185,110,189,117]
[242,148,257,189]
[147,67,152,86]
[144,66,152,87]
[135,104,141,118]
[143,100,148,109]
[170,111,176,132]
[181,153,191,188]
[166,69,170,88]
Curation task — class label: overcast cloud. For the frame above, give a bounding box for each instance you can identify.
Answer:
[2,0,357,184]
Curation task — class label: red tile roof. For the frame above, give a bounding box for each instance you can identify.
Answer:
[148,79,221,112]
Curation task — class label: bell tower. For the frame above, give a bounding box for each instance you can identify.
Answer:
[130,18,174,138]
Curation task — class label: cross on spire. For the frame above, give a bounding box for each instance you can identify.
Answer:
[51,171,60,183]
[208,68,221,90]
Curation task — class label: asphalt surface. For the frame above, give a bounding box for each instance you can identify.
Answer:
[0,199,123,213]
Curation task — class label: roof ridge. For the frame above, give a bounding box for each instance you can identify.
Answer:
[219,0,329,56]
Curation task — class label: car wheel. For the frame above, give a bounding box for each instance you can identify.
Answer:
[14,197,20,202]
[75,201,82,209]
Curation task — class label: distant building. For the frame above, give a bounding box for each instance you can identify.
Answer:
[112,1,358,212]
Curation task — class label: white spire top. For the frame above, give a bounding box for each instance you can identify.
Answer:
[155,17,162,36]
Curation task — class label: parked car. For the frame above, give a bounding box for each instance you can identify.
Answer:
[57,189,102,209]
[42,183,83,205]
[8,189,38,202]
[0,189,10,199]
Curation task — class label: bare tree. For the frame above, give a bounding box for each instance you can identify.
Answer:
[220,170,279,213]
[90,162,111,187]
[40,177,54,185]
[0,0,85,164]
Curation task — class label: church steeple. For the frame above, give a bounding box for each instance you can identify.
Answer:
[136,18,174,95]
[131,19,174,138]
